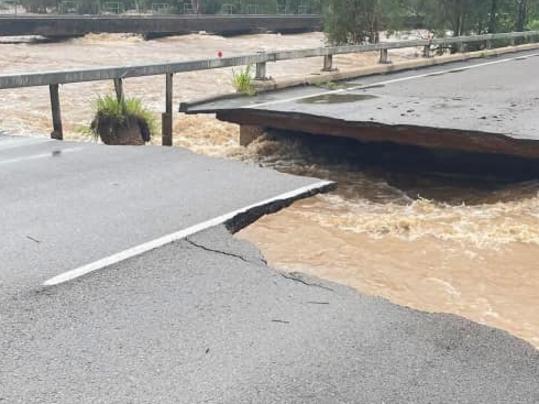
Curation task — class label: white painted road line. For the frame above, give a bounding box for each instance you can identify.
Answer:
[43,180,334,286]
[0,147,82,165]
[245,52,539,109]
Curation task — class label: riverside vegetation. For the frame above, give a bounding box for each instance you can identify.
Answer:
[232,65,256,96]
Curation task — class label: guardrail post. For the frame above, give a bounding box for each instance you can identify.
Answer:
[322,54,334,71]
[457,43,466,53]
[49,84,63,141]
[255,51,267,80]
[422,44,431,58]
[255,61,267,80]
[379,48,390,64]
[510,37,516,46]
[255,51,268,80]
[113,78,124,102]
[162,73,173,147]
[486,39,493,49]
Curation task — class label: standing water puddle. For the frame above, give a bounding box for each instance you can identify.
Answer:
[299,93,378,104]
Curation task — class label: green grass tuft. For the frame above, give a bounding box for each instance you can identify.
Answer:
[232,65,256,96]
[92,95,157,139]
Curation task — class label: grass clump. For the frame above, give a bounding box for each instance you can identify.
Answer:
[91,95,157,144]
[95,96,157,133]
[232,65,256,96]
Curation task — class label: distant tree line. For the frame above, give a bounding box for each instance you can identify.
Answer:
[324,0,539,44]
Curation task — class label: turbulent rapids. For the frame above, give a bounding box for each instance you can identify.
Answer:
[1,32,538,347]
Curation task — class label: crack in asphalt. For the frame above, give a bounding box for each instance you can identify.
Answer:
[280,272,335,292]
[185,238,333,292]
[185,238,263,266]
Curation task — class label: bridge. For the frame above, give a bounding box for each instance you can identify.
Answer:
[0,14,321,37]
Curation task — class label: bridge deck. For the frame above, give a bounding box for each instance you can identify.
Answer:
[185,49,539,159]
[0,15,321,37]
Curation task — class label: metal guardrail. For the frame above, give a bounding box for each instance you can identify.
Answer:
[1,30,538,144]
[1,31,537,90]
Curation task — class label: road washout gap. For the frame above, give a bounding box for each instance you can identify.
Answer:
[215,108,539,160]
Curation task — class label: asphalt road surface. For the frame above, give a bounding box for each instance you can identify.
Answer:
[0,135,330,292]
[1,135,538,403]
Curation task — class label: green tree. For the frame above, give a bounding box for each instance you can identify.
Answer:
[323,0,539,45]
[20,0,56,13]
[323,0,405,44]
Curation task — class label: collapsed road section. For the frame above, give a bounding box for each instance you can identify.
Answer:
[183,49,539,160]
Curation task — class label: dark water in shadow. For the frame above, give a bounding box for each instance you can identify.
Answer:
[249,129,539,206]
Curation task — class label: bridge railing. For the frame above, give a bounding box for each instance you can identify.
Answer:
[1,30,538,145]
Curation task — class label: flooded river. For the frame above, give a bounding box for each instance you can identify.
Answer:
[1,33,538,348]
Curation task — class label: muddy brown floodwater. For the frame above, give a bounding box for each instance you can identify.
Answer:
[1,32,538,348]
[236,134,539,349]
